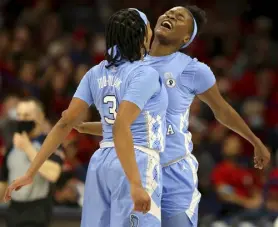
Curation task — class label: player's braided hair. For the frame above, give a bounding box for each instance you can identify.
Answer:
[105,9,147,68]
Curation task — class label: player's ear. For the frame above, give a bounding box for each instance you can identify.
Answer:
[183,35,190,45]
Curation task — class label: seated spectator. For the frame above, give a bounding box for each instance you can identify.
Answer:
[211,134,263,219]
[264,167,278,214]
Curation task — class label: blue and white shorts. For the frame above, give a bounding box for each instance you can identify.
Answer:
[81,146,162,227]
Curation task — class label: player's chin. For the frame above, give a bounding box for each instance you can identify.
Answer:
[155,28,172,41]
[156,24,173,33]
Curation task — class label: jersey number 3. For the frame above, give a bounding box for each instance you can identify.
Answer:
[104,95,117,124]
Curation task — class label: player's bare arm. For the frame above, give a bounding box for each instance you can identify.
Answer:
[198,84,270,169]
[113,100,151,213]
[74,122,103,136]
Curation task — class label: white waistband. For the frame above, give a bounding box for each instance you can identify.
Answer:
[161,152,197,167]
[100,141,160,160]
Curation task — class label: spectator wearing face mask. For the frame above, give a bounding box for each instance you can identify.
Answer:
[0,97,64,227]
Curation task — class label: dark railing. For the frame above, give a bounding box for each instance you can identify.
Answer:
[0,204,81,227]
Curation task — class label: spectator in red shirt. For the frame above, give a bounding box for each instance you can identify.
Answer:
[212,134,263,217]
[265,168,278,214]
[231,68,276,101]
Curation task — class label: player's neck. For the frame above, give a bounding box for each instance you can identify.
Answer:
[150,39,179,57]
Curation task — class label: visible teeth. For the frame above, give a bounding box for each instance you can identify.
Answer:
[162,21,172,29]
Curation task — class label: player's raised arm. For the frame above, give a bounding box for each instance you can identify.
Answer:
[113,67,160,212]
[194,63,270,169]
[4,70,94,202]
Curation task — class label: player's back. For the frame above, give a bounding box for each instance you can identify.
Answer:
[144,52,215,164]
[75,59,168,227]
[81,60,168,152]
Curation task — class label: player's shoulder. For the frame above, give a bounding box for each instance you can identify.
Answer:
[138,64,158,75]
[84,60,107,78]
[171,52,196,74]
[130,61,159,79]
[92,60,108,72]
[195,61,212,74]
[175,51,193,61]
[181,55,212,76]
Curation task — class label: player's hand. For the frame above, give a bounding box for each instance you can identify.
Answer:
[253,142,270,169]
[4,174,33,202]
[130,184,151,214]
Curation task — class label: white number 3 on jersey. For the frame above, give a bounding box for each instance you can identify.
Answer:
[103,95,118,124]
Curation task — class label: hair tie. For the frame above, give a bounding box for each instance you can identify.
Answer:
[129,8,148,25]
[181,17,198,49]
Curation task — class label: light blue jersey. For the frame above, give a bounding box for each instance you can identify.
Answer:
[74,60,167,153]
[145,52,215,164]
[144,52,216,227]
[74,60,168,227]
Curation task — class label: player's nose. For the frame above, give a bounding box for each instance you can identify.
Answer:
[167,13,175,20]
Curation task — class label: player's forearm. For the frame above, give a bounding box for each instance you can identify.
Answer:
[113,121,142,186]
[214,102,261,146]
[26,118,73,179]
[79,122,103,136]
[24,144,62,182]
[37,161,61,183]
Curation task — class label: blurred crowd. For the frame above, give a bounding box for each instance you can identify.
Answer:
[0,0,277,226]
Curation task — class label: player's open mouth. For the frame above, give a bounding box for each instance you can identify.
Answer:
[161,20,173,30]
